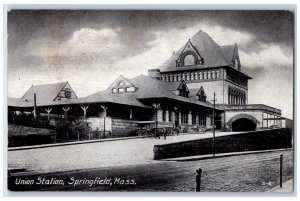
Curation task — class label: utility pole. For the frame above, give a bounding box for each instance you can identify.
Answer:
[212,93,216,156]
[33,93,37,120]
[101,105,107,138]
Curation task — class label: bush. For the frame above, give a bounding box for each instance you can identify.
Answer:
[70,119,90,140]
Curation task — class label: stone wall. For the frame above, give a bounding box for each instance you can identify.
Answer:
[86,117,112,132]
[224,110,263,130]
[224,109,283,131]
[86,117,142,137]
[153,128,292,159]
[111,118,139,137]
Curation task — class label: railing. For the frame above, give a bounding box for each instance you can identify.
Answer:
[223,104,281,115]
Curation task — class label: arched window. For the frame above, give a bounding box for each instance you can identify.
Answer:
[176,49,204,67]
[118,81,125,86]
[184,54,195,66]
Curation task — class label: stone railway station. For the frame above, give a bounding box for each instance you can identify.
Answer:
[8,30,287,140]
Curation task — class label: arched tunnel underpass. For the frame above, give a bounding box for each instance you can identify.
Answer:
[231,118,257,131]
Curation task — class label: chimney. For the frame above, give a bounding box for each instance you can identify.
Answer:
[148,69,161,80]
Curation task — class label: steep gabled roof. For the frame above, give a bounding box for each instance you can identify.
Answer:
[107,75,135,89]
[8,75,222,110]
[129,75,217,109]
[81,89,152,108]
[22,82,68,102]
[158,30,230,72]
[83,75,217,109]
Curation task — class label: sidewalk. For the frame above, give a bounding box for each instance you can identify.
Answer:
[268,179,293,192]
[161,148,292,161]
[8,131,242,151]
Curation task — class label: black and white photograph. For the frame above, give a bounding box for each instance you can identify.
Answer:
[5,9,294,193]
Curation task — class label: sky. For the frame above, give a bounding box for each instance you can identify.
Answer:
[7,10,294,118]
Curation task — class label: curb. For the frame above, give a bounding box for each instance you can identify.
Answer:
[161,148,293,162]
[8,135,147,151]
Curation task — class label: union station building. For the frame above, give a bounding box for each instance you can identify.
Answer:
[8,30,284,137]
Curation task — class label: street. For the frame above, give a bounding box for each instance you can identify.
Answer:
[8,132,243,173]
[8,149,293,192]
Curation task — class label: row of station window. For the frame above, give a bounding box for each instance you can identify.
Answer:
[161,110,207,125]
[262,113,282,127]
[160,70,220,82]
[228,86,247,105]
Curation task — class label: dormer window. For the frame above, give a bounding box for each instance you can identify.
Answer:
[176,41,204,67]
[197,86,207,102]
[112,86,136,94]
[179,89,189,98]
[125,86,136,92]
[118,88,125,93]
[64,88,71,99]
[178,80,189,98]
[110,76,137,94]
[177,51,204,67]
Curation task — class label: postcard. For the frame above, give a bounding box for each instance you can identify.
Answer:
[6,9,294,192]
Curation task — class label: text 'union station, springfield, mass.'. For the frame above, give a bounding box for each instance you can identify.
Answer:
[8,30,286,139]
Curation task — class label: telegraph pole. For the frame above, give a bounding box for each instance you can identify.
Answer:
[212,93,216,156]
[33,93,37,120]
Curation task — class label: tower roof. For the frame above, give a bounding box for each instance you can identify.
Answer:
[158,30,237,72]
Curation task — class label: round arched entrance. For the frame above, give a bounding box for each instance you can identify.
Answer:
[228,114,259,132]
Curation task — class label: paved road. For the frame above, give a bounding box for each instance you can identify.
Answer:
[8,132,242,173]
[8,149,293,192]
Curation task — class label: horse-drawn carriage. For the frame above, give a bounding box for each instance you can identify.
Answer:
[189,125,215,133]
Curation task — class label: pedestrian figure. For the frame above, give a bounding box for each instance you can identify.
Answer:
[164,130,167,140]
[176,126,181,135]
